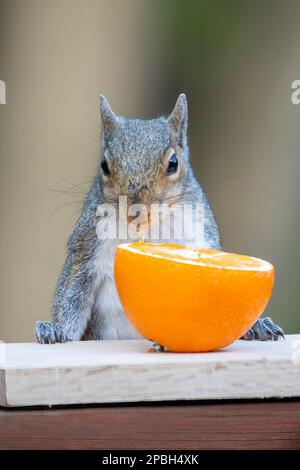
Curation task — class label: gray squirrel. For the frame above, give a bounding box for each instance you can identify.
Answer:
[36,94,284,344]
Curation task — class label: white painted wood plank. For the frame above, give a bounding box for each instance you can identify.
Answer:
[1,336,300,407]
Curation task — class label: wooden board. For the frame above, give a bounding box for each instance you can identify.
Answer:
[1,335,300,407]
[1,401,300,449]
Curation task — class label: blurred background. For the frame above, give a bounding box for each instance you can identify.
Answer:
[0,0,299,341]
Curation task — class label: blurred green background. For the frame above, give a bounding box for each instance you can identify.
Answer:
[0,0,299,341]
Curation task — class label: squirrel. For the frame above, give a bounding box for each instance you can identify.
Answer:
[36,94,284,344]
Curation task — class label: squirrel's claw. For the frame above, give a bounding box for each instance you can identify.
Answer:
[151,342,165,352]
[36,321,68,344]
[241,317,285,342]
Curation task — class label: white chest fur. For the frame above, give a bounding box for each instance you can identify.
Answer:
[93,239,142,340]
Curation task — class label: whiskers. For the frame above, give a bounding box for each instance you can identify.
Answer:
[33,176,94,222]
[159,189,195,206]
[102,191,120,207]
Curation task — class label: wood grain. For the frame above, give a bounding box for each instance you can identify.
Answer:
[2,337,300,407]
[1,400,300,450]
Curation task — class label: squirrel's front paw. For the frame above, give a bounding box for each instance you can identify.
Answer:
[241,317,284,341]
[35,321,68,344]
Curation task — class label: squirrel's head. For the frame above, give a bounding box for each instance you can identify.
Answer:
[99,94,191,208]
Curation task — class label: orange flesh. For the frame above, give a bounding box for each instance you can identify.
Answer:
[114,243,274,352]
[125,243,271,270]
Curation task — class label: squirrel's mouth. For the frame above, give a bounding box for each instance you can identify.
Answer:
[127,213,151,226]
[126,215,151,242]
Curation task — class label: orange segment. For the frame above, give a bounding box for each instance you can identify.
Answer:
[114,242,275,352]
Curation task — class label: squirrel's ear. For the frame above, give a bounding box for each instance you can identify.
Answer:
[168,93,188,147]
[100,95,117,136]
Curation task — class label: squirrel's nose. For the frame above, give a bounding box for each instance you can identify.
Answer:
[127,182,149,203]
[127,182,136,196]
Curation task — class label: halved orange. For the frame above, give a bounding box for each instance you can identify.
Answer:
[114,243,274,352]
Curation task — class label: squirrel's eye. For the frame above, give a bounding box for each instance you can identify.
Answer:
[167,153,178,175]
[101,158,110,176]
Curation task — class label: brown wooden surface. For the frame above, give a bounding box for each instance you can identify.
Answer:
[0,400,300,450]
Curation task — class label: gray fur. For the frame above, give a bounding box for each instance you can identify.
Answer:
[36,94,284,344]
[241,317,284,341]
